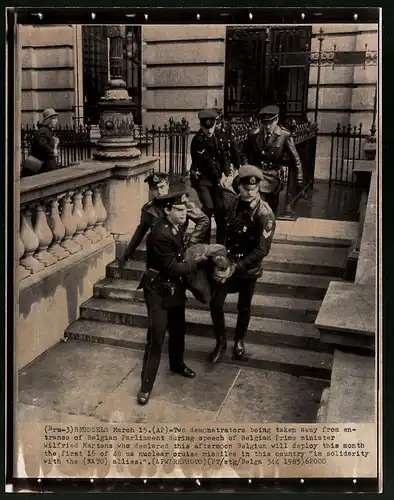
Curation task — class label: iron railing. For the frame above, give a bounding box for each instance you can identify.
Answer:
[21,124,93,169]
[329,123,369,186]
[21,118,190,177]
[134,118,190,178]
[230,118,318,219]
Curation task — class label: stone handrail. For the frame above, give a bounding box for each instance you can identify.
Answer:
[18,157,157,283]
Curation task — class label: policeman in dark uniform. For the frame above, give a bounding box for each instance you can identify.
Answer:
[137,191,208,405]
[212,107,241,176]
[209,165,276,364]
[241,105,304,215]
[190,109,231,244]
[119,171,209,264]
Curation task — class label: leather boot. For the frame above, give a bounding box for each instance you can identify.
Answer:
[233,339,246,360]
[137,389,151,405]
[210,337,227,364]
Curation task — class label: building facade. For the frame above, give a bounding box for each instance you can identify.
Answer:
[20,23,378,179]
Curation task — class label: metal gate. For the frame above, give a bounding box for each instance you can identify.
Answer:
[224,26,312,123]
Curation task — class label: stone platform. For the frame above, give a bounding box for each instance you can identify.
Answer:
[18,340,326,424]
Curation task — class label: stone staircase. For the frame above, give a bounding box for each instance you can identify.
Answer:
[65,231,352,388]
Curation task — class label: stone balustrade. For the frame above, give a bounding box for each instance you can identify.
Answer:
[18,157,157,284]
[17,156,157,371]
[19,172,112,283]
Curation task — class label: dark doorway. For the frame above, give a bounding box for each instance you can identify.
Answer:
[224,26,312,123]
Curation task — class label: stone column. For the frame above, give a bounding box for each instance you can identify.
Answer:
[93,25,141,162]
[93,25,158,259]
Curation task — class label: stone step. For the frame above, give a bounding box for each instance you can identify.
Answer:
[94,278,321,324]
[131,243,348,277]
[65,319,333,380]
[80,297,331,353]
[106,260,339,301]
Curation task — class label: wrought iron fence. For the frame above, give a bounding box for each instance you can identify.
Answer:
[21,118,191,177]
[21,124,92,168]
[329,123,368,186]
[134,117,190,178]
[230,118,318,218]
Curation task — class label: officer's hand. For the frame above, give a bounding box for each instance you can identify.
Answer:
[220,174,228,188]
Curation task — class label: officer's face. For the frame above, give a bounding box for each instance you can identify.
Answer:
[166,205,188,226]
[239,182,260,202]
[262,117,279,135]
[151,181,169,198]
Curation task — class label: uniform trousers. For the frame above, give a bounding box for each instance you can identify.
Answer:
[195,184,226,245]
[210,275,258,341]
[141,284,186,393]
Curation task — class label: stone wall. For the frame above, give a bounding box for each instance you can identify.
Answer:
[17,237,115,371]
[141,25,226,131]
[20,25,84,126]
[307,24,378,179]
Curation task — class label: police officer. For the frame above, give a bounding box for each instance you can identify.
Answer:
[190,109,231,245]
[137,191,208,405]
[209,165,276,364]
[241,105,304,215]
[119,171,209,264]
[212,107,241,176]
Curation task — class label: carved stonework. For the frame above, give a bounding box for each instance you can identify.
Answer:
[99,111,135,137]
[101,88,129,100]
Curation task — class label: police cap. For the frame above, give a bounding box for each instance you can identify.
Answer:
[198,108,217,128]
[144,171,169,188]
[156,190,188,209]
[259,105,280,122]
[238,165,264,185]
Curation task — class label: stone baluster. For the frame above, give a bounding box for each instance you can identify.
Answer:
[72,190,91,248]
[59,192,81,254]
[47,196,69,261]
[82,188,101,243]
[20,206,45,273]
[17,231,31,281]
[92,184,110,238]
[33,202,58,267]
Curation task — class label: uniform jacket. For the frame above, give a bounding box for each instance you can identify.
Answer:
[190,129,231,187]
[224,195,276,279]
[123,197,209,260]
[142,218,200,308]
[29,124,58,173]
[241,125,303,192]
[215,120,241,170]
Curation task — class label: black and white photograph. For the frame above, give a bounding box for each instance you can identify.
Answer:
[10,8,380,484]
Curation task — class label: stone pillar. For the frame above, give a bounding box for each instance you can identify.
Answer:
[93,25,141,161]
[92,25,158,258]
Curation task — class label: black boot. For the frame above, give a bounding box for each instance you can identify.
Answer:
[210,337,227,364]
[233,339,246,360]
[137,389,151,405]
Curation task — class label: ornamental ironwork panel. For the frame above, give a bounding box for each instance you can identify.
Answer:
[224,26,312,123]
